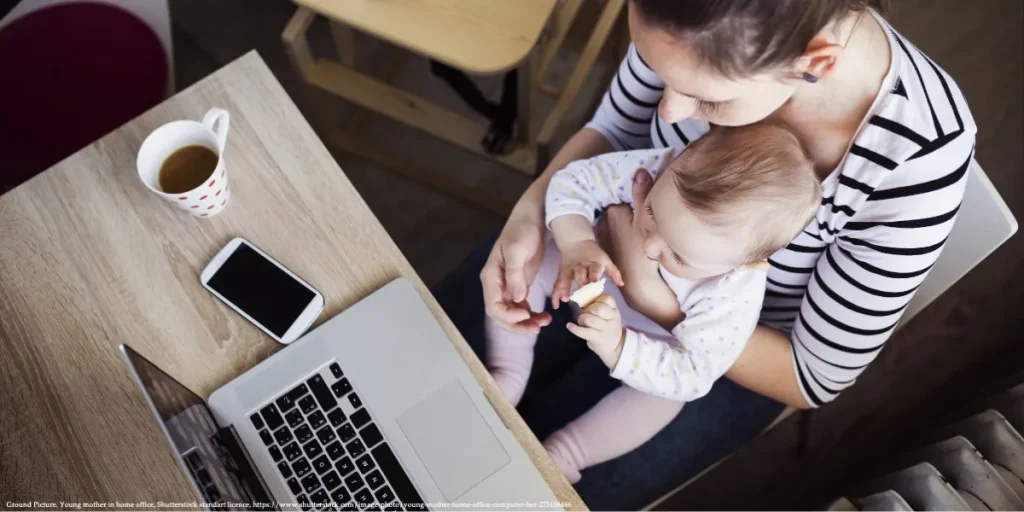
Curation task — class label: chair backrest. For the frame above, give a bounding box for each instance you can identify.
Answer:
[773,161,1016,423]
[900,159,1017,325]
[771,160,1014,421]
[0,0,173,94]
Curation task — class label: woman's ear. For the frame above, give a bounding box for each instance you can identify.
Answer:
[796,37,844,81]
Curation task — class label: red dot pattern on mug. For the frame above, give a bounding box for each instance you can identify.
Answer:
[172,167,229,217]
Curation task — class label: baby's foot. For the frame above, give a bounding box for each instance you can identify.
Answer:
[543,432,584,484]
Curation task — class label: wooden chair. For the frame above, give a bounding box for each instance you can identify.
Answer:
[281,0,626,217]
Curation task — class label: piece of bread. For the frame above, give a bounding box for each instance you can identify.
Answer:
[569,278,606,308]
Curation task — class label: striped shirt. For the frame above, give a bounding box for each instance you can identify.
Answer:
[584,12,976,407]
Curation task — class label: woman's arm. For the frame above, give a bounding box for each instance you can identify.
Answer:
[482,42,663,331]
[710,135,972,411]
[480,128,612,333]
[727,326,811,408]
[585,44,665,152]
[774,132,975,407]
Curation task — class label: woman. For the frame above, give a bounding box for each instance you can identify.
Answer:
[434,0,975,508]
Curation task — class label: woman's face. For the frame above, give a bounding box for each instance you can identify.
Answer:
[628,3,801,127]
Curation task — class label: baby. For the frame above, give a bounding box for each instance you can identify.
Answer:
[484,124,821,483]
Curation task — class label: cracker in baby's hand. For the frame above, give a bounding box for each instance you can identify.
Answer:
[569,278,607,308]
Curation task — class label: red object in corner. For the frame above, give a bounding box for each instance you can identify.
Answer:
[0,2,168,192]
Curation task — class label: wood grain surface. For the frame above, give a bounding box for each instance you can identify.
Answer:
[292,0,557,74]
[0,52,582,510]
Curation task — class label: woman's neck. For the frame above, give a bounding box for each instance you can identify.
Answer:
[797,10,891,118]
[775,10,893,175]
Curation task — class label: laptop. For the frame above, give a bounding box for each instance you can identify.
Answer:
[122,278,558,511]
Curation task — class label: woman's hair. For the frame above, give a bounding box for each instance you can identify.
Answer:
[632,0,887,78]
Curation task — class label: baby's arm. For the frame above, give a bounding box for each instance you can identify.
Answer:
[545,147,679,227]
[546,148,679,303]
[610,268,767,402]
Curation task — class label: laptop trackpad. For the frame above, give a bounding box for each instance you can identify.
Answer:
[396,380,510,501]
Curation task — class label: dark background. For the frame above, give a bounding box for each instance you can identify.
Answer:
[10,0,1012,508]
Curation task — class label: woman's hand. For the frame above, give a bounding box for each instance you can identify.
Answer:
[479,127,613,334]
[480,211,552,334]
[598,171,684,330]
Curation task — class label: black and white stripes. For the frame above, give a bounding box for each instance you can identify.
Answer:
[584,12,976,407]
[585,45,710,153]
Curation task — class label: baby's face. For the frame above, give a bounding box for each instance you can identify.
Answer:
[637,175,752,280]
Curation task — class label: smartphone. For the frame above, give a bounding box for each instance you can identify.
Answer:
[200,238,324,344]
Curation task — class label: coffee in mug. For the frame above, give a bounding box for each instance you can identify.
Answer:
[158,145,219,194]
[137,107,232,217]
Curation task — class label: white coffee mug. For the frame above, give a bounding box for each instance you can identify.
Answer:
[137,108,231,217]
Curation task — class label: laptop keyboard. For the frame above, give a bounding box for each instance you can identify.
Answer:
[250,362,426,511]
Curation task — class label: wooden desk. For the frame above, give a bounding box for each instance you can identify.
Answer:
[0,51,583,510]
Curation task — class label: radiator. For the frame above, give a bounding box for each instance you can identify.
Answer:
[826,384,1024,511]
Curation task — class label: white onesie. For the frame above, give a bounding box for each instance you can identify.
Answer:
[544,147,767,402]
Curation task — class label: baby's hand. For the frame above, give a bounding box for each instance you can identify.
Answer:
[552,240,624,308]
[566,294,626,369]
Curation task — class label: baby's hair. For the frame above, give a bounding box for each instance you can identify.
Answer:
[670,124,821,262]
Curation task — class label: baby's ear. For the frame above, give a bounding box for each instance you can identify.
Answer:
[748,260,771,271]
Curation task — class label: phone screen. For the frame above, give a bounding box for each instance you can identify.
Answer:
[206,243,316,338]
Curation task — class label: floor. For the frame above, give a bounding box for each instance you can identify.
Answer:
[170,0,1024,509]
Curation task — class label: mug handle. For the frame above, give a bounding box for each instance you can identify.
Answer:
[202,107,230,152]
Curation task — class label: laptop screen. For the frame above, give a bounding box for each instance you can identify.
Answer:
[121,345,274,510]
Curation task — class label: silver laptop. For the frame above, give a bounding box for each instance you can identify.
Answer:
[122,278,557,511]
